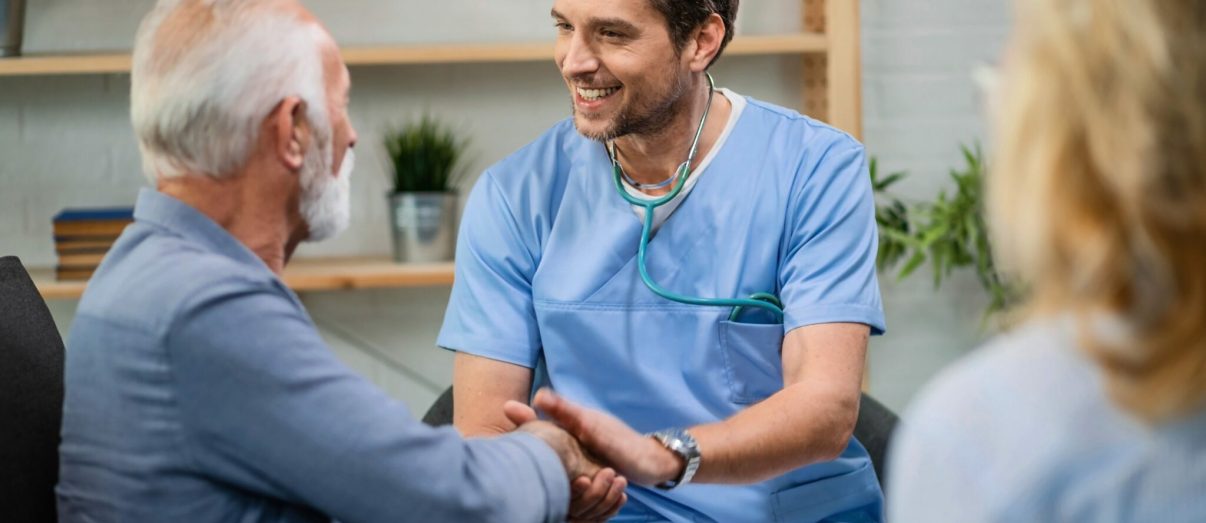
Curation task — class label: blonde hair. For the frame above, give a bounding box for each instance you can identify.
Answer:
[990,0,1206,421]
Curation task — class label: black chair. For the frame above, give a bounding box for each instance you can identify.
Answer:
[0,256,66,522]
[855,392,899,486]
[423,386,898,487]
[421,385,456,427]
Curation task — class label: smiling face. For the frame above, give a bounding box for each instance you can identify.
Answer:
[552,0,694,142]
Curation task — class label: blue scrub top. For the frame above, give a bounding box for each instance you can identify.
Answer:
[439,96,887,522]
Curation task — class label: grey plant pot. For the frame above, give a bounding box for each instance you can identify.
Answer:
[1,0,26,58]
[388,191,458,264]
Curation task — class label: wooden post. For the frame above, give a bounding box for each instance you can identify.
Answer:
[801,0,862,140]
[801,0,828,123]
[825,0,862,139]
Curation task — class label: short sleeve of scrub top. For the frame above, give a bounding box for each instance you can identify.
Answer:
[437,171,543,368]
[779,139,884,335]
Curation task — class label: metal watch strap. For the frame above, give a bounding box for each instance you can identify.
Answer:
[649,428,701,490]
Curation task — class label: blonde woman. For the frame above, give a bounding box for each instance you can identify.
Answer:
[887,0,1206,521]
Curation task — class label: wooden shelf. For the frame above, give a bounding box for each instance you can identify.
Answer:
[31,257,455,300]
[0,33,826,76]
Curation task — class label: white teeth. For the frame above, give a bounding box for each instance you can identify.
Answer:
[577,86,619,101]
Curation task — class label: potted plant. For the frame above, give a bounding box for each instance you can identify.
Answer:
[384,115,468,263]
[1,0,27,57]
[871,144,1019,321]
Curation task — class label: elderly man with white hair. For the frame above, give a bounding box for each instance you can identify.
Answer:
[55,1,626,521]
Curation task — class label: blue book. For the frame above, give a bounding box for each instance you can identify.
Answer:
[53,207,135,223]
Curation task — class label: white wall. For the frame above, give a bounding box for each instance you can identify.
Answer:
[4,0,1013,413]
[861,0,1012,411]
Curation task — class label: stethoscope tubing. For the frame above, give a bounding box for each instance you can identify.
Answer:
[608,73,785,322]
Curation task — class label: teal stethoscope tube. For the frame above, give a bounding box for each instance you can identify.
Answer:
[609,74,784,322]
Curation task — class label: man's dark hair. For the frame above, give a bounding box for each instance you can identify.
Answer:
[647,0,739,68]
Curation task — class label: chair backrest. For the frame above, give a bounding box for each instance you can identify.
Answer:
[421,386,455,427]
[0,256,66,522]
[853,392,899,489]
[422,386,899,488]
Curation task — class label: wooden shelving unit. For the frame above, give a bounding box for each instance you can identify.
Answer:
[0,2,861,137]
[12,0,860,301]
[30,258,455,300]
[0,33,827,77]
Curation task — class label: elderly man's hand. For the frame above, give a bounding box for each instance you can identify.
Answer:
[511,404,628,521]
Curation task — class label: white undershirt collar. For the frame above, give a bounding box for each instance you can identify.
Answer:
[624,88,747,232]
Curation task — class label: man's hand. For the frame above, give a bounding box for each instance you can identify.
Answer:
[509,389,684,487]
[511,406,627,522]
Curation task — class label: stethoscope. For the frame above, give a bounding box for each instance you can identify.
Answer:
[608,73,784,322]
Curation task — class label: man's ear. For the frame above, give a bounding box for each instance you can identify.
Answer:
[272,96,310,171]
[687,13,726,72]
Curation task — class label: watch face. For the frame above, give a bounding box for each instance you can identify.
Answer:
[651,429,700,490]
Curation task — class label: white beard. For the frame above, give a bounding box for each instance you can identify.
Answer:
[300,146,353,242]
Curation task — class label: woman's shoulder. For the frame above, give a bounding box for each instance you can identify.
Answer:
[908,318,1098,424]
[896,317,1206,522]
[896,318,1128,486]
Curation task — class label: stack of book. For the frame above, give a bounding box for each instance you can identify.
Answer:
[52,207,135,280]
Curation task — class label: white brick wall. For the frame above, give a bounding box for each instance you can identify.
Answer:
[8,0,1014,412]
[862,0,1012,410]
[1,74,146,265]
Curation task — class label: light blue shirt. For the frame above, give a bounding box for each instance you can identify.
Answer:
[439,95,886,522]
[887,319,1206,522]
[58,188,570,523]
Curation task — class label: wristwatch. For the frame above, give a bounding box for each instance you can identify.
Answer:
[649,428,701,490]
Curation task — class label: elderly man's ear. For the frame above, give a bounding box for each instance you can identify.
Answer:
[271,96,310,172]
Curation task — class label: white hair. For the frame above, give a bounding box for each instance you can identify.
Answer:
[130,0,332,181]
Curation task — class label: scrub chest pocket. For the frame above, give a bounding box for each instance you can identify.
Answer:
[718,320,785,404]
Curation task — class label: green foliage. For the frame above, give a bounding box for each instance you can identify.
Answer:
[870,157,912,274]
[384,115,468,193]
[871,145,1017,317]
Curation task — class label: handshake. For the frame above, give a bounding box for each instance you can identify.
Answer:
[507,389,688,522]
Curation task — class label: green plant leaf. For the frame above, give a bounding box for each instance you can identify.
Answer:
[384,114,470,193]
[879,227,920,247]
[918,223,950,247]
[872,143,1018,323]
[897,251,927,280]
[876,172,906,192]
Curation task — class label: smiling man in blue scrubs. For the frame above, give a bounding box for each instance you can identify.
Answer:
[439,0,886,521]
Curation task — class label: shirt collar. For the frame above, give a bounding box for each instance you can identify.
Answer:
[132,187,271,274]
